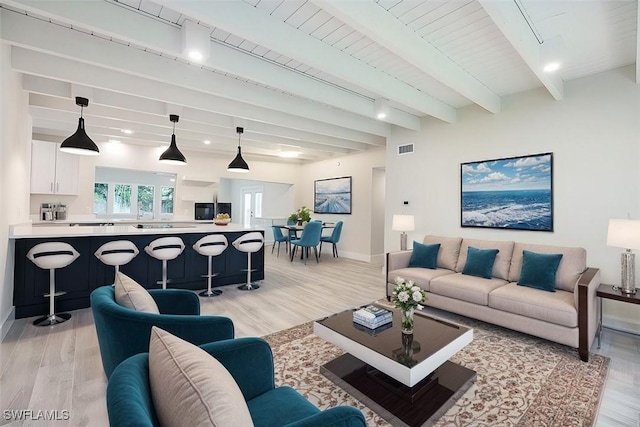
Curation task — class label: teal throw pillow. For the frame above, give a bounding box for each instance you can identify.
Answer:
[462,247,499,279]
[517,250,563,292]
[408,242,440,269]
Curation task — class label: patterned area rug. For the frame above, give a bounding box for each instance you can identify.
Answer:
[263,315,609,427]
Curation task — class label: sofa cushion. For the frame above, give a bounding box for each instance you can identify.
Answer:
[148,327,254,427]
[508,243,586,292]
[456,239,514,280]
[388,268,454,292]
[462,247,499,279]
[408,242,440,269]
[423,235,462,271]
[114,272,159,314]
[517,250,563,292]
[430,273,508,306]
[489,283,577,327]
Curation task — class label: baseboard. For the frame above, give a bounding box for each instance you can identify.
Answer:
[1,307,15,342]
[603,315,640,336]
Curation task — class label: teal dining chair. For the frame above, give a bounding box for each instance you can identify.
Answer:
[271,225,289,257]
[290,221,322,264]
[320,220,343,258]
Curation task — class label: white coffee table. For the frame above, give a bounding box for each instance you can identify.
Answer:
[314,305,476,427]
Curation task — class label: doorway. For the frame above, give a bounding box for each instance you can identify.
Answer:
[241,186,263,228]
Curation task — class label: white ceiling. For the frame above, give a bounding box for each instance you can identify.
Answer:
[0,0,637,164]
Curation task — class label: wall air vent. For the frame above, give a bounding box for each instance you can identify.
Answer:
[397,143,414,155]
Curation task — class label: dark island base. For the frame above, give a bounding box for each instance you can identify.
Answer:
[13,231,264,319]
[320,353,476,427]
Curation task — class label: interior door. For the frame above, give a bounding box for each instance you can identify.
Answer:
[241,186,263,228]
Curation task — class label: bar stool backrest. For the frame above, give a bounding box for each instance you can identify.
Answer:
[144,237,185,261]
[232,232,264,253]
[193,234,228,257]
[27,242,80,270]
[95,240,139,267]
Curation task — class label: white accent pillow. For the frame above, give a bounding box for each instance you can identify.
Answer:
[149,327,255,427]
[114,272,159,314]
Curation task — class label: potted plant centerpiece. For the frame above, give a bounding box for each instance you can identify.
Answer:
[289,206,312,226]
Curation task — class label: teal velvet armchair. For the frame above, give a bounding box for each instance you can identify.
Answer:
[91,286,234,378]
[107,337,367,427]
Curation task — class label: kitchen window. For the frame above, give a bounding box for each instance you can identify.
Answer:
[94,167,176,219]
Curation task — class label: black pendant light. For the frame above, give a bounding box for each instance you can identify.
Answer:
[60,97,100,156]
[227,126,249,173]
[159,114,187,165]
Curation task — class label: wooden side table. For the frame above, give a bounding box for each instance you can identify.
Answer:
[596,284,640,348]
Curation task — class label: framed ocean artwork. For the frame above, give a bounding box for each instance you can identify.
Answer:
[314,176,352,214]
[460,153,553,231]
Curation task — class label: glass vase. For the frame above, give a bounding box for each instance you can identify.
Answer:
[401,308,414,334]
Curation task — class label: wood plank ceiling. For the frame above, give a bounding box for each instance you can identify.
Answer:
[0,0,636,163]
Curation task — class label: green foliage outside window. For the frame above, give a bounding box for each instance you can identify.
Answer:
[138,185,154,213]
[114,184,132,213]
[161,187,174,214]
[94,183,108,214]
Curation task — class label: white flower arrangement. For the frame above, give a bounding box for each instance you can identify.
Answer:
[391,277,426,313]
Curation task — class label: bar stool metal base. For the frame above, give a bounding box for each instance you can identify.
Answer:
[33,312,71,326]
[238,283,260,291]
[199,289,223,297]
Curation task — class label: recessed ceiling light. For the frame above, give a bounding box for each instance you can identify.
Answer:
[188,50,203,61]
[121,129,134,135]
[203,139,211,145]
[543,62,561,73]
[279,150,300,158]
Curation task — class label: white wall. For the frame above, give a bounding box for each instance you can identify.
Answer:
[370,167,385,263]
[300,148,386,262]
[0,41,31,337]
[386,65,640,333]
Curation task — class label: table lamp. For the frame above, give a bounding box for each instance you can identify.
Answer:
[607,219,640,294]
[392,214,415,251]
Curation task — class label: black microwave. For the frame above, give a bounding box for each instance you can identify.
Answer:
[194,203,214,220]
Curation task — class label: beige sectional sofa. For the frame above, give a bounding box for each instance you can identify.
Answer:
[386,235,600,362]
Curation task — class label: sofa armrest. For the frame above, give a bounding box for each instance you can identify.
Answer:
[284,406,367,427]
[386,251,413,299]
[576,267,600,362]
[149,289,200,315]
[200,337,275,401]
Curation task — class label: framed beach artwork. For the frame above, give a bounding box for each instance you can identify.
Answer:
[460,153,553,231]
[314,176,352,214]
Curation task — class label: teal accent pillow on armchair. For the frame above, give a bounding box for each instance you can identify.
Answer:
[517,250,563,292]
[408,242,440,269]
[462,247,499,279]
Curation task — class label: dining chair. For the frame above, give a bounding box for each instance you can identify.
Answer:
[320,220,343,258]
[271,226,289,257]
[290,221,322,264]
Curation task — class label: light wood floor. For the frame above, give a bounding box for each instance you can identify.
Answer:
[1,249,639,426]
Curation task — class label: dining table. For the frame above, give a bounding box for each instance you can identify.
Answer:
[278,222,335,256]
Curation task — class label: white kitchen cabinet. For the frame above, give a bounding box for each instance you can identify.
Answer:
[30,140,79,195]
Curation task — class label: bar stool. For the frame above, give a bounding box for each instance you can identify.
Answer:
[94,240,139,284]
[232,232,264,291]
[144,237,185,290]
[26,242,80,326]
[193,234,228,297]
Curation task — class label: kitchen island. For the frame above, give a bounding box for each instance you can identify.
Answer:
[10,222,265,319]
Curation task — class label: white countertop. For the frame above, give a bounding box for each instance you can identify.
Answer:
[9,222,263,239]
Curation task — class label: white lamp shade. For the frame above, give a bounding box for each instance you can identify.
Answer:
[607,219,640,250]
[392,214,415,232]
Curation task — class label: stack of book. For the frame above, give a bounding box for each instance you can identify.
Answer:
[353,305,393,330]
